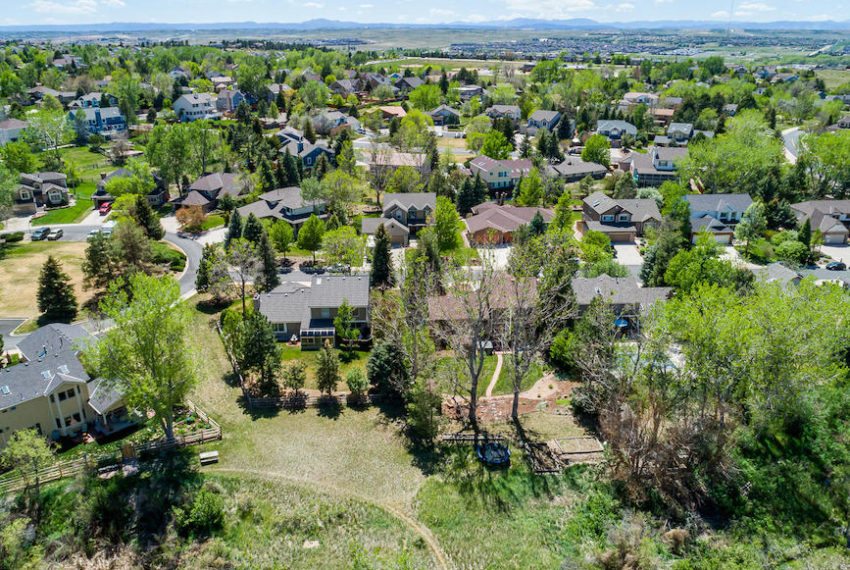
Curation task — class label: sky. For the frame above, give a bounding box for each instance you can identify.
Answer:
[3,0,849,26]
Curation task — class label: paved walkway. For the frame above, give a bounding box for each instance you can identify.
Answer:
[485,352,506,397]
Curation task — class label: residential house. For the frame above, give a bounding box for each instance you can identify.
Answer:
[395,76,424,92]
[596,120,638,147]
[67,107,127,138]
[428,105,461,126]
[378,106,406,121]
[722,103,739,116]
[631,146,688,187]
[465,202,554,245]
[172,172,245,212]
[329,78,361,97]
[683,193,754,243]
[313,110,359,136]
[173,93,221,122]
[92,169,169,210]
[370,152,432,180]
[836,116,850,130]
[666,122,694,145]
[581,191,661,242]
[14,172,69,214]
[68,92,117,109]
[790,200,850,244]
[484,105,521,124]
[27,86,76,105]
[0,118,27,145]
[457,85,484,100]
[168,66,190,81]
[216,89,246,113]
[236,187,328,237]
[548,157,607,183]
[468,156,532,190]
[572,275,671,332]
[266,83,293,103]
[527,110,561,131]
[361,192,436,246]
[619,92,659,111]
[254,275,371,349]
[0,324,131,449]
[278,127,335,169]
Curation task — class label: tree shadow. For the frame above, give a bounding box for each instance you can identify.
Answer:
[316,396,343,420]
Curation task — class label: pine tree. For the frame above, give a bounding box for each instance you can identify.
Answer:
[304,119,316,144]
[275,160,287,188]
[325,212,341,231]
[37,256,77,322]
[370,223,394,288]
[260,157,276,191]
[242,213,264,244]
[196,243,216,292]
[529,211,546,235]
[134,194,164,240]
[557,114,571,141]
[282,150,300,186]
[520,133,531,158]
[473,173,489,204]
[456,178,476,216]
[257,230,280,291]
[225,208,243,250]
[313,153,329,180]
[799,217,812,248]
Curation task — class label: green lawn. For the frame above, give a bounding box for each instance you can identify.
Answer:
[31,198,93,226]
[201,214,225,230]
[280,345,370,391]
[491,359,544,396]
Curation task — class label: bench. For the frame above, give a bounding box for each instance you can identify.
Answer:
[199,451,219,465]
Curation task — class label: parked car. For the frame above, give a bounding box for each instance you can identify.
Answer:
[568,148,582,155]
[826,261,847,271]
[31,227,50,241]
[87,228,113,240]
[47,229,63,241]
[99,202,113,215]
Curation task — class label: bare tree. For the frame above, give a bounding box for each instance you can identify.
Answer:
[227,238,260,316]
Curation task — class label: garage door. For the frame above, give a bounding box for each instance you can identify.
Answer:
[607,232,636,243]
[823,233,846,244]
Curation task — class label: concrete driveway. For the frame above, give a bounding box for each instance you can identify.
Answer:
[477,246,512,270]
[613,243,643,266]
[819,244,849,264]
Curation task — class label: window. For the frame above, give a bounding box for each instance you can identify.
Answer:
[618,214,630,222]
[601,214,615,222]
[72,413,81,423]
[321,308,331,319]
[55,418,61,429]
[20,189,31,200]
[64,416,73,427]
[58,391,67,402]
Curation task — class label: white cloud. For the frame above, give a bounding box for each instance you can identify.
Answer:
[31,0,98,14]
[735,2,776,16]
[358,3,373,6]
[101,0,124,6]
[501,0,595,19]
[711,10,730,18]
[303,1,323,6]
[430,8,455,16]
[616,2,635,11]
[655,0,674,3]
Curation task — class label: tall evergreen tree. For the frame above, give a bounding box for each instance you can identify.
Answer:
[282,150,300,186]
[259,157,276,191]
[316,342,341,395]
[304,119,316,144]
[257,230,280,291]
[37,255,78,321]
[134,194,164,240]
[242,213,264,244]
[313,153,329,180]
[370,223,394,288]
[225,208,243,249]
[456,178,477,216]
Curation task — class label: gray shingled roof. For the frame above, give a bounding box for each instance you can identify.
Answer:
[684,193,753,213]
[573,276,671,308]
[86,379,124,415]
[308,275,370,307]
[361,217,409,236]
[383,192,436,214]
[690,215,732,234]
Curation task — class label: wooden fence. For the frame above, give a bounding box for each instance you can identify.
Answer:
[0,401,221,495]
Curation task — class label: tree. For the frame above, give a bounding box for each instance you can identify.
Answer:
[613,172,637,199]
[298,214,326,263]
[227,239,260,315]
[480,130,512,160]
[321,226,365,270]
[345,368,369,403]
[82,232,119,291]
[370,223,394,288]
[108,70,142,125]
[133,194,164,240]
[385,165,424,194]
[299,80,330,109]
[176,205,207,232]
[316,342,341,396]
[234,311,281,394]
[1,429,53,504]
[37,256,77,322]
[581,134,611,168]
[187,120,223,175]
[334,299,360,358]
[256,230,280,291]
[145,124,192,193]
[86,274,198,441]
[224,208,243,249]
[433,196,461,251]
[270,220,294,259]
[515,168,544,206]
[408,84,441,111]
[0,141,38,174]
[321,170,366,218]
[799,130,850,199]
[25,109,71,170]
[735,201,767,258]
[282,361,307,395]
[112,221,152,278]
[242,213,264,244]
[367,341,411,399]
[406,380,442,443]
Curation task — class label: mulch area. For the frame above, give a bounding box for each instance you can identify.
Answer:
[441,379,579,423]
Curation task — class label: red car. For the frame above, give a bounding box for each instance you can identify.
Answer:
[99,202,113,215]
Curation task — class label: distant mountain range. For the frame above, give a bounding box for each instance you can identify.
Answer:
[1,18,849,33]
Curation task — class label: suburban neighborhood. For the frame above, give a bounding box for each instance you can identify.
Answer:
[0,15,849,569]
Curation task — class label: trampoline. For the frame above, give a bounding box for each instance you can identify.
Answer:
[476,442,511,466]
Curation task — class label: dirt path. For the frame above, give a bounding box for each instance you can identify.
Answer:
[485,352,505,397]
[206,467,450,570]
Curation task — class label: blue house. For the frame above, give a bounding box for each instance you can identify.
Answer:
[67,107,127,138]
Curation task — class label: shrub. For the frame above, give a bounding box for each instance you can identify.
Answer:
[0,232,24,243]
[173,487,224,536]
[151,242,186,272]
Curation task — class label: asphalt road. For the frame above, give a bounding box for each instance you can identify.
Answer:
[0,319,26,349]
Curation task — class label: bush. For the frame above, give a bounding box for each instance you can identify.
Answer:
[0,231,24,243]
[775,240,808,266]
[174,487,224,536]
[151,242,186,272]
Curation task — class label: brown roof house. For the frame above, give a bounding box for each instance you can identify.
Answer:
[465,202,554,245]
[573,275,671,332]
[254,275,370,350]
[581,191,661,243]
[14,172,70,215]
[361,192,436,246]
[172,172,245,213]
[791,200,850,244]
